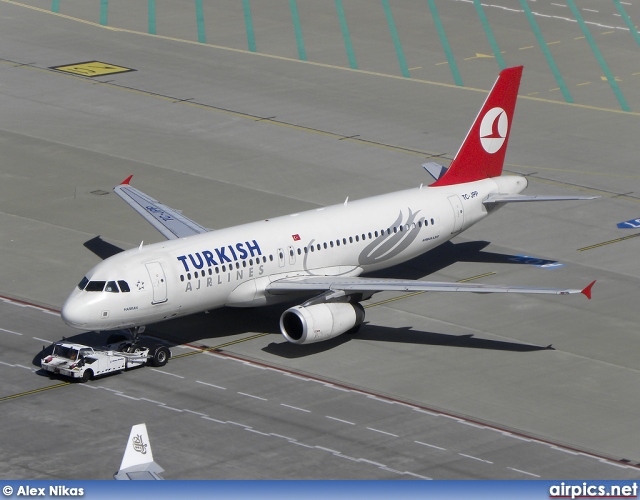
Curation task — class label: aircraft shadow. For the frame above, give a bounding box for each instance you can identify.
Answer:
[83,236,124,259]
[355,324,552,351]
[263,323,552,359]
[367,240,555,280]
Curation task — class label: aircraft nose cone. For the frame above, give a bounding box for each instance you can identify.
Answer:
[61,299,88,329]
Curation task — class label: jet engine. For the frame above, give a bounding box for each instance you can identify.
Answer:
[280,302,365,345]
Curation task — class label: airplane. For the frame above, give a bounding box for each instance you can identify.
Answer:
[61,66,596,345]
[114,423,164,480]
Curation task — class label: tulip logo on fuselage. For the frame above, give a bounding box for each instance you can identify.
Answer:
[479,107,508,154]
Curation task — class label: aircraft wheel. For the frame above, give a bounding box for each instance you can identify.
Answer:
[151,346,170,367]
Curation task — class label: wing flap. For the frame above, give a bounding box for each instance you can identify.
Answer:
[267,276,593,298]
[114,176,210,240]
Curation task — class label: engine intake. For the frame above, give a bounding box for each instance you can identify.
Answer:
[280,303,365,345]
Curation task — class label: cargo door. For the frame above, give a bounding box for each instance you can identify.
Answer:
[447,195,464,233]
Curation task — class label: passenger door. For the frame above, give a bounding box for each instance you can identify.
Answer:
[145,262,168,304]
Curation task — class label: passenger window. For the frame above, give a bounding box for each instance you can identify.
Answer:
[105,281,119,293]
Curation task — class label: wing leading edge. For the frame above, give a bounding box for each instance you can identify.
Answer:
[113,176,209,240]
[268,276,595,299]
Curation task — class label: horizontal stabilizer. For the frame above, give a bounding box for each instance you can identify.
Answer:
[114,176,210,240]
[422,162,448,181]
[484,194,598,205]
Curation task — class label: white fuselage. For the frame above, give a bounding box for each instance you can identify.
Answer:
[61,175,527,331]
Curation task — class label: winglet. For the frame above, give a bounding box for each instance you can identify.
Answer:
[120,175,133,186]
[581,280,596,300]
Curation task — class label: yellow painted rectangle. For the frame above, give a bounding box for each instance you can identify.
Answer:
[51,61,135,77]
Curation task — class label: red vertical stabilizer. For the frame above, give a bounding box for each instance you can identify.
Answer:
[432,66,523,187]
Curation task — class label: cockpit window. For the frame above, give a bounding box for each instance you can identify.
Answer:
[105,281,119,293]
[85,281,106,292]
[77,277,89,291]
[118,280,130,293]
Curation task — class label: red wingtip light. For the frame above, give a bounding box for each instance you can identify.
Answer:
[581,280,596,300]
[120,175,133,185]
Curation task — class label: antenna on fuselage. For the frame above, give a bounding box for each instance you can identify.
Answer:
[344,197,349,206]
[138,241,144,250]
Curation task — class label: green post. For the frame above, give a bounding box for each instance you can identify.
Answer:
[100,0,108,26]
[243,0,256,52]
[148,0,157,35]
[195,0,206,43]
[381,0,410,77]
[335,0,357,69]
[427,0,463,86]
[289,0,307,61]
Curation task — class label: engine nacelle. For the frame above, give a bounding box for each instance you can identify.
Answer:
[280,303,365,345]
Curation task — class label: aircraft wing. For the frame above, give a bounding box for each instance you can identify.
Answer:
[267,276,595,299]
[484,194,598,204]
[114,176,210,240]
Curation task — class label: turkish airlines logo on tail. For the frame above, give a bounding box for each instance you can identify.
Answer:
[479,107,508,154]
